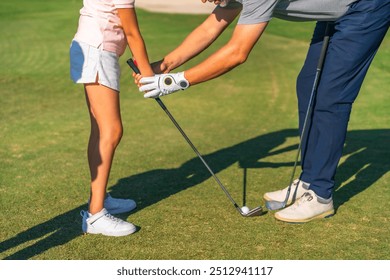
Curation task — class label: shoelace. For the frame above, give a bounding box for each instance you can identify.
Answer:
[290,192,313,209]
[104,213,121,223]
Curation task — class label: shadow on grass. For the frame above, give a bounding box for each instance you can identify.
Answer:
[1,129,388,259]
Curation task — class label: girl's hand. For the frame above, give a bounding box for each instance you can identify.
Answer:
[132,72,143,88]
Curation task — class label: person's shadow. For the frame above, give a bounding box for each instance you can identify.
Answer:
[1,129,388,259]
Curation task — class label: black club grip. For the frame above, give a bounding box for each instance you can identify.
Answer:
[127,59,140,74]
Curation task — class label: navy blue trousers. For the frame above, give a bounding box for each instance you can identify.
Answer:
[297,0,389,199]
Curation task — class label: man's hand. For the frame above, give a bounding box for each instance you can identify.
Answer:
[139,72,190,98]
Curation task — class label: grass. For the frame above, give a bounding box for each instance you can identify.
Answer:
[0,0,389,260]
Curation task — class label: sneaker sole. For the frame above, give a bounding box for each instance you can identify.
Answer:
[274,209,335,223]
[84,226,137,237]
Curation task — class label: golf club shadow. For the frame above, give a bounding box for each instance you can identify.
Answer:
[332,129,390,209]
[109,129,299,213]
[1,129,388,259]
[111,129,390,216]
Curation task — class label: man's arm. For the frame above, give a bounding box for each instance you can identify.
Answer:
[138,4,269,98]
[185,21,268,85]
[154,6,241,73]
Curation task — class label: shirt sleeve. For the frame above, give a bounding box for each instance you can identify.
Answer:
[113,0,134,9]
[273,0,356,21]
[237,0,279,24]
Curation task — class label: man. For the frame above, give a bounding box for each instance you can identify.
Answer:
[136,0,389,223]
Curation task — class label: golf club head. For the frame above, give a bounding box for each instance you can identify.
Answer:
[239,206,264,217]
[265,200,286,211]
[265,181,292,210]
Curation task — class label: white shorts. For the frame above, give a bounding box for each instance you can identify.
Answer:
[70,40,121,91]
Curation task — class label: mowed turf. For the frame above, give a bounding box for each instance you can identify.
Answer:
[0,0,389,260]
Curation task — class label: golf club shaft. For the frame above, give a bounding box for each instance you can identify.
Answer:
[155,97,240,209]
[127,59,240,210]
[284,23,331,204]
[243,168,247,206]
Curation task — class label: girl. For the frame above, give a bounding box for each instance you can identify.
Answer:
[70,0,153,236]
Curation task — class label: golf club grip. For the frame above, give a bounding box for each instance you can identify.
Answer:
[127,59,140,74]
[317,23,331,71]
[126,59,167,110]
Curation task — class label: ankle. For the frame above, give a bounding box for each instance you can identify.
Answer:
[88,206,104,215]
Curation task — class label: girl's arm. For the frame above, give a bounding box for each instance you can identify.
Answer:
[118,8,154,76]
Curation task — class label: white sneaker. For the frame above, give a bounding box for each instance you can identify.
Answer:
[274,190,335,223]
[81,208,137,236]
[263,179,309,205]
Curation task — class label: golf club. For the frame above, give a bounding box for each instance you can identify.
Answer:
[265,23,331,211]
[127,59,263,217]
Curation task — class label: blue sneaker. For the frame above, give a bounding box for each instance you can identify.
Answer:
[104,194,137,214]
[81,208,137,236]
[88,194,137,215]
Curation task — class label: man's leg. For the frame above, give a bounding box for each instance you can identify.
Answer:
[274,0,389,223]
[299,0,389,199]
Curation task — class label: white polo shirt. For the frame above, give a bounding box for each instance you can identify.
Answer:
[74,0,134,56]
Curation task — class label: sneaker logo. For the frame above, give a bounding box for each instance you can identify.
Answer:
[302,192,313,201]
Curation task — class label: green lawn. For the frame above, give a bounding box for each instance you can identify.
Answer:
[0,0,389,260]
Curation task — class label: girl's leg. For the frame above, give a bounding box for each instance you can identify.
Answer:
[84,83,123,215]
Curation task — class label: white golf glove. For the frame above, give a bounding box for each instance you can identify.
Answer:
[139,72,190,98]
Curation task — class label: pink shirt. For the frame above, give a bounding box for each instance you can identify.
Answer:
[74,0,135,56]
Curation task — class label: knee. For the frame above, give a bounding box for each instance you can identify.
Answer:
[111,124,123,148]
[315,93,353,114]
[101,123,123,149]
